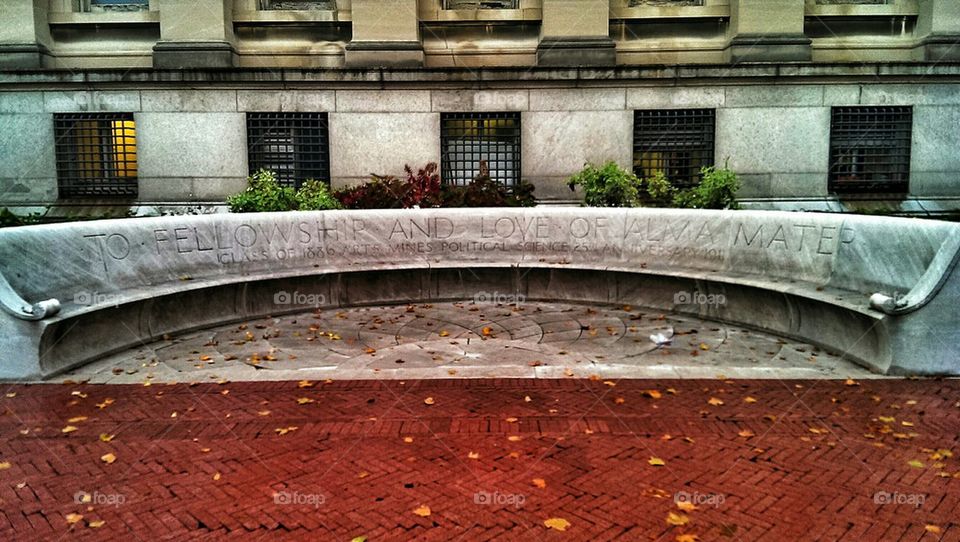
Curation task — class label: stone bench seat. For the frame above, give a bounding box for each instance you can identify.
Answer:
[2,208,958,379]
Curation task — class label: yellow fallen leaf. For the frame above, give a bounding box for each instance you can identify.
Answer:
[708,398,724,406]
[65,513,83,524]
[666,512,690,526]
[258,410,271,416]
[614,397,626,405]
[62,425,79,434]
[4,392,15,398]
[275,426,299,436]
[0,461,10,470]
[88,519,105,528]
[298,380,314,388]
[649,457,666,467]
[296,397,315,405]
[99,433,115,442]
[738,429,755,438]
[925,525,942,534]
[532,478,546,489]
[901,421,914,427]
[544,517,571,531]
[100,453,116,464]
[403,436,414,443]
[564,369,575,377]
[676,535,699,542]
[878,416,895,423]
[67,416,88,423]
[643,390,662,399]
[676,501,697,512]
[213,472,221,481]
[908,460,925,468]
[413,505,431,517]
[506,417,518,423]
[364,347,376,354]
[744,396,758,403]
[439,330,450,337]
[507,436,522,442]
[481,327,493,336]
[845,379,858,386]
[424,397,435,405]
[468,451,480,460]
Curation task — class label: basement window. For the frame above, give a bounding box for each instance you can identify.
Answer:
[441,112,521,186]
[54,113,138,198]
[247,113,331,188]
[259,0,336,9]
[444,1,519,9]
[633,109,715,188]
[828,106,912,195]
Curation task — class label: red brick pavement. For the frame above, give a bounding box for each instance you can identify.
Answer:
[1,378,959,541]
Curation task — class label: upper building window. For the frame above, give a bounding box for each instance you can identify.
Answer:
[54,113,138,198]
[828,106,912,195]
[259,0,335,9]
[633,109,715,187]
[441,112,521,187]
[86,0,150,12]
[628,0,704,6]
[247,113,331,189]
[444,0,519,9]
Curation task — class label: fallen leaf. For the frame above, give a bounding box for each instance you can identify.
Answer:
[544,517,571,531]
[708,398,724,406]
[364,347,376,354]
[666,512,690,526]
[925,525,942,534]
[907,460,925,468]
[62,426,79,434]
[468,451,480,460]
[67,416,88,423]
[350,537,368,542]
[65,513,83,524]
[532,478,546,489]
[845,379,858,386]
[506,417,518,423]
[4,392,15,398]
[439,330,450,337]
[275,426,299,436]
[424,397,435,405]
[676,501,697,512]
[213,472,221,481]
[296,397,315,405]
[0,461,10,470]
[403,436,414,443]
[100,453,116,464]
[744,396,758,404]
[738,429,755,438]
[481,326,493,337]
[258,410,271,416]
[88,520,105,528]
[614,397,626,405]
[643,390,662,399]
[507,436,522,442]
[99,433,115,442]
[649,457,666,467]
[878,416,895,423]
[676,535,700,542]
[563,369,574,377]
[298,380,314,388]
[413,505,431,517]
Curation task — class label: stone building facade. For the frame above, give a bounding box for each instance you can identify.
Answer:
[1,0,959,216]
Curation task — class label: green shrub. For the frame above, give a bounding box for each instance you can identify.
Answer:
[227,170,299,213]
[567,162,642,207]
[673,164,741,210]
[0,208,40,228]
[296,179,341,211]
[641,170,676,208]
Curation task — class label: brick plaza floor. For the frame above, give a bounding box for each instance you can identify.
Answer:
[1,378,958,541]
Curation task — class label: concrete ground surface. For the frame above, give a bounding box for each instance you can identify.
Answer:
[1,303,956,541]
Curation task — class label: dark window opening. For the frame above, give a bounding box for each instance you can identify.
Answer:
[54,113,138,198]
[441,112,521,187]
[829,106,912,195]
[247,112,331,189]
[444,0,519,9]
[633,109,715,188]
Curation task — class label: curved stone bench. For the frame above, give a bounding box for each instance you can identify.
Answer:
[1,208,958,379]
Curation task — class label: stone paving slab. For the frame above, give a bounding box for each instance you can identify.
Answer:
[1,378,958,541]
[56,302,879,385]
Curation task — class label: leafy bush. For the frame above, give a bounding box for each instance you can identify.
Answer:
[673,165,741,210]
[336,163,537,209]
[227,170,299,213]
[566,162,642,207]
[569,161,741,210]
[296,179,341,211]
[0,208,41,228]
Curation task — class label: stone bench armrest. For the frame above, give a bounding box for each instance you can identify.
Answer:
[870,232,960,315]
[0,271,60,321]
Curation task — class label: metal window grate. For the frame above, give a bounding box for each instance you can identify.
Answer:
[829,106,912,195]
[441,112,521,186]
[54,113,138,198]
[247,113,331,188]
[87,0,150,12]
[633,109,715,187]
